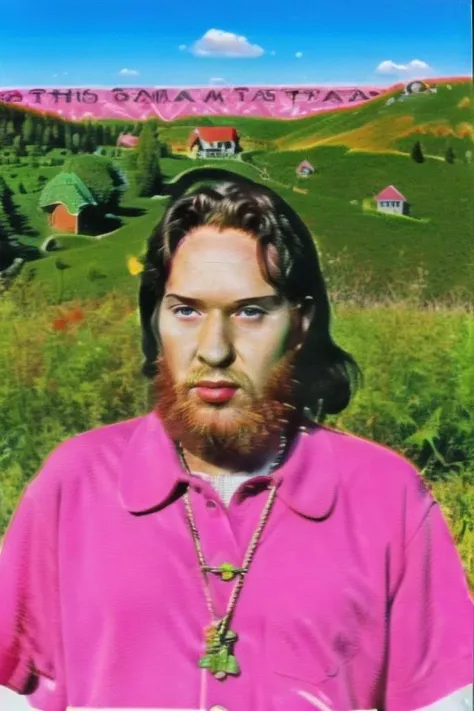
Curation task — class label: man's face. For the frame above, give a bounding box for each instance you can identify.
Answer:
[155,226,311,457]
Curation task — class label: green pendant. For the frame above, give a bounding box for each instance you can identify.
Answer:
[200,623,240,680]
[218,563,243,581]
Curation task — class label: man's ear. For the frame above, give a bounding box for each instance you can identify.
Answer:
[291,296,315,352]
[300,296,315,336]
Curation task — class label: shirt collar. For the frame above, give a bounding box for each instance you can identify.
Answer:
[119,410,340,520]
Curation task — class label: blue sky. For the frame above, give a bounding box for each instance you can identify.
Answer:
[0,0,471,87]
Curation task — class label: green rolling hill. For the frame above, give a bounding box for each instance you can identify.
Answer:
[0,78,472,303]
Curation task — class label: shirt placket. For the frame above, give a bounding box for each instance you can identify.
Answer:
[186,482,255,711]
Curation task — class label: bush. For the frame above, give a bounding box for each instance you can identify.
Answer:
[63,154,127,210]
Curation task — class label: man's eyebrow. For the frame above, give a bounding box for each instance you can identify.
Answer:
[164,294,283,308]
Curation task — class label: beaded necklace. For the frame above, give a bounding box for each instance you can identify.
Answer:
[176,434,287,680]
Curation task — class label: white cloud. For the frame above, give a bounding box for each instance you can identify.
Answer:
[178,44,187,51]
[191,29,264,58]
[119,68,140,76]
[295,51,303,59]
[375,59,432,76]
[209,77,226,84]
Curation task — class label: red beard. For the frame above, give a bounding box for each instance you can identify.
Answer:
[153,351,299,461]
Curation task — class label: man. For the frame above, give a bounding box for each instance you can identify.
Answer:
[0,176,472,711]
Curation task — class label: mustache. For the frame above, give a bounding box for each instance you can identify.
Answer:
[184,368,252,390]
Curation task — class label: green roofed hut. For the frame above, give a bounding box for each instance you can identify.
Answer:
[39,172,98,235]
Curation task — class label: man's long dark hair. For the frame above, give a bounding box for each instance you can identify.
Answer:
[139,173,361,419]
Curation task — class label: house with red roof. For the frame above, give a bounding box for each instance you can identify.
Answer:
[188,126,239,158]
[375,185,410,216]
[296,160,315,176]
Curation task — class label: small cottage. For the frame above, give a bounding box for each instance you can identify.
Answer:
[188,127,239,158]
[296,160,315,176]
[117,133,140,149]
[375,185,409,216]
[39,172,98,234]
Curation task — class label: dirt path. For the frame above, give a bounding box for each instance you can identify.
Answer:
[238,152,296,192]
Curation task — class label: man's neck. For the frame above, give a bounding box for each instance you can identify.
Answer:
[180,435,282,477]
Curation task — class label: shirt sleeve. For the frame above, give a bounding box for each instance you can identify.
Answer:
[0,486,57,694]
[384,481,474,711]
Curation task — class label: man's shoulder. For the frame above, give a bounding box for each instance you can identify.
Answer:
[312,423,414,468]
[310,424,426,493]
[27,413,150,499]
[309,425,435,539]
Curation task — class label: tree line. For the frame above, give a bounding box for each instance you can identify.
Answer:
[0,103,144,155]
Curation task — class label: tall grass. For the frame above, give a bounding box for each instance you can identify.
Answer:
[1,273,473,588]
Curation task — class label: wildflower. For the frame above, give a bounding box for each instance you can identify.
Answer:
[52,318,68,331]
[127,256,144,276]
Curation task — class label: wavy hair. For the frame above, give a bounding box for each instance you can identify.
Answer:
[139,175,361,418]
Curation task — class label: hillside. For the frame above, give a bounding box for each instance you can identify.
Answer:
[0,78,472,303]
[158,80,473,155]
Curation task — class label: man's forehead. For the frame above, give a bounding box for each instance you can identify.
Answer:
[168,229,264,278]
[173,226,258,261]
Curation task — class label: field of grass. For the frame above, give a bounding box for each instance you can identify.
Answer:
[248,146,473,300]
[274,82,473,151]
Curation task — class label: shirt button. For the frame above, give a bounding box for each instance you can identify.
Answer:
[209,706,228,711]
[206,499,218,509]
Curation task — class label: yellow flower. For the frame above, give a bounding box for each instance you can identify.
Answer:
[127,255,144,276]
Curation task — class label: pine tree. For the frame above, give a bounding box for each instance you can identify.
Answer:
[13,134,25,156]
[0,178,15,239]
[445,146,455,164]
[64,123,73,152]
[42,126,52,151]
[136,120,162,197]
[22,115,35,145]
[72,133,81,153]
[51,122,62,148]
[0,176,15,214]
[83,122,96,153]
[411,140,425,163]
[95,123,104,147]
[0,200,13,241]
[34,120,44,147]
[6,120,16,147]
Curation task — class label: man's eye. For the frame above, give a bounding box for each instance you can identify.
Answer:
[172,306,198,318]
[237,307,266,319]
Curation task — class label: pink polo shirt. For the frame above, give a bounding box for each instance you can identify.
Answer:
[0,411,472,711]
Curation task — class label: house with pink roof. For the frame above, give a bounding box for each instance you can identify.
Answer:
[375,185,410,216]
[296,160,315,176]
[117,133,140,149]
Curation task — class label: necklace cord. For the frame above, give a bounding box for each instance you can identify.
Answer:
[178,434,287,633]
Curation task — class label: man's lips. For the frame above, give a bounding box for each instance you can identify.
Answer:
[193,381,239,404]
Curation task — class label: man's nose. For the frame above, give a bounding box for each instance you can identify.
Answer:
[197,312,235,368]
